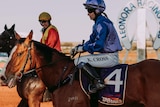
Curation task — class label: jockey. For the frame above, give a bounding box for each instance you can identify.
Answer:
[39,12,61,51]
[70,0,122,93]
[39,12,61,101]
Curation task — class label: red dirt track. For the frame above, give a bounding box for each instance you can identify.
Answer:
[0,86,52,107]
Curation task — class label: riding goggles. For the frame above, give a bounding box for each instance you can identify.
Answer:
[39,20,48,23]
[87,8,95,13]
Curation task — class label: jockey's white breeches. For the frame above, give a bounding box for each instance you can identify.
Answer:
[74,52,119,68]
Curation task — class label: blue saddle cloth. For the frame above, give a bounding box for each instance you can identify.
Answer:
[79,64,128,106]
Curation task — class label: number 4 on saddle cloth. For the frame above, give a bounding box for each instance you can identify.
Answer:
[79,64,128,106]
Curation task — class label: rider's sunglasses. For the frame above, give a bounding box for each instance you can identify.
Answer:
[39,20,48,24]
[87,8,95,13]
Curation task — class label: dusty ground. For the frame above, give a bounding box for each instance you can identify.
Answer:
[0,86,52,107]
[0,46,159,107]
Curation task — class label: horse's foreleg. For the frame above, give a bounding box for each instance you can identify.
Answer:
[18,99,29,107]
[43,89,52,102]
[28,96,41,107]
[27,88,44,107]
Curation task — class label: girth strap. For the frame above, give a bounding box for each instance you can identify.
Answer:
[48,74,73,92]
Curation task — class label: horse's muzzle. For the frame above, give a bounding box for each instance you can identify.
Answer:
[1,74,17,88]
[0,75,7,86]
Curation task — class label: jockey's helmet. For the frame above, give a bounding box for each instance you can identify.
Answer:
[39,12,51,21]
[83,0,106,14]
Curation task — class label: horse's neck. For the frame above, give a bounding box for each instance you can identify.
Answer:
[34,49,76,84]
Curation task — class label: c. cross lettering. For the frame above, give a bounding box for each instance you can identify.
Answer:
[93,56,108,62]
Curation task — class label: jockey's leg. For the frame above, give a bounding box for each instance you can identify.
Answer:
[78,62,105,93]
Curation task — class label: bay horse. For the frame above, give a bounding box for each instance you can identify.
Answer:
[0,25,51,107]
[4,30,160,107]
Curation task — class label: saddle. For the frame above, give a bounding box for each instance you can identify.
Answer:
[79,64,128,106]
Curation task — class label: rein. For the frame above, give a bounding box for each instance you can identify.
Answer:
[24,57,75,92]
[18,41,68,76]
[24,58,74,93]
[23,57,68,75]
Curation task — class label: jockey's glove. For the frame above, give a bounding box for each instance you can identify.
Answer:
[70,45,83,57]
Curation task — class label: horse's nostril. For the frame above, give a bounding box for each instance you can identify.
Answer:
[0,75,6,81]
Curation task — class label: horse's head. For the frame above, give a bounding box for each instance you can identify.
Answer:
[0,24,21,56]
[0,24,22,86]
[4,30,36,88]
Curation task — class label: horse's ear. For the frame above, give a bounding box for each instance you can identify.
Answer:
[15,32,21,40]
[24,30,33,45]
[28,30,33,40]
[11,24,15,30]
[4,24,7,30]
[26,30,33,42]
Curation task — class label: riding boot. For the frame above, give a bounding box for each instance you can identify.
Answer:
[78,62,105,93]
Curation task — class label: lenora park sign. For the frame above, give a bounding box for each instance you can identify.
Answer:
[118,0,160,50]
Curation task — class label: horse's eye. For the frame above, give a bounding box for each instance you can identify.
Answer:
[17,52,23,56]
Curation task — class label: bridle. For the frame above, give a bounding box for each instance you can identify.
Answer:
[15,41,33,80]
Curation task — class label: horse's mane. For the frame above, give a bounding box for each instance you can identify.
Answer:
[34,40,72,62]
[18,38,71,62]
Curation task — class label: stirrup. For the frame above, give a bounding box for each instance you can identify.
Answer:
[88,84,97,93]
[88,83,105,93]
